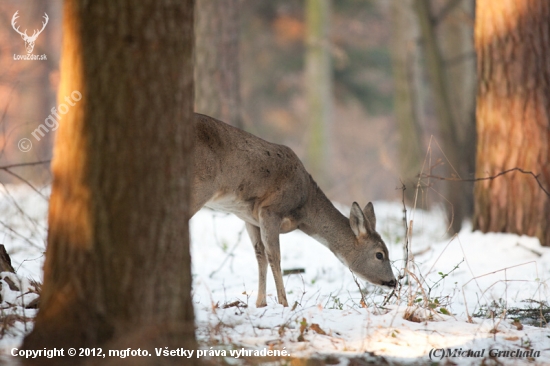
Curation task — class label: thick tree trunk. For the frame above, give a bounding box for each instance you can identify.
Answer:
[23,0,196,364]
[474,0,550,246]
[195,0,242,128]
[305,0,332,186]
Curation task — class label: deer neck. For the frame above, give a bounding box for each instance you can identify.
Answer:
[298,184,355,255]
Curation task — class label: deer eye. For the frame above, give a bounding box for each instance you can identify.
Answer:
[376,252,383,260]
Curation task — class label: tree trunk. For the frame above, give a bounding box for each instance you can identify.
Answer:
[22,0,196,364]
[195,0,242,129]
[474,0,550,246]
[390,0,424,203]
[439,0,477,217]
[413,0,465,233]
[305,0,332,186]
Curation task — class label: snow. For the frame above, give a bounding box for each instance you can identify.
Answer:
[0,184,549,365]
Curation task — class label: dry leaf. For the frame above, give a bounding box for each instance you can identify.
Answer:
[310,323,326,335]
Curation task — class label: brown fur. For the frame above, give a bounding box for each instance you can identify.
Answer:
[192,114,396,307]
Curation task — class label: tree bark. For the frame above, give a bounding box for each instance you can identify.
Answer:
[23,0,196,364]
[474,0,550,246]
[390,0,424,203]
[306,0,332,186]
[439,0,477,217]
[413,0,466,233]
[195,0,242,129]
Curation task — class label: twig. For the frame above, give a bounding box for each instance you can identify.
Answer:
[427,259,463,298]
[516,242,543,258]
[0,160,52,201]
[419,167,550,197]
[462,261,539,323]
[209,226,245,278]
[0,181,47,236]
[401,183,409,282]
[405,269,432,309]
[382,278,402,307]
[350,270,367,308]
[1,169,48,200]
[0,220,42,250]
[0,160,51,170]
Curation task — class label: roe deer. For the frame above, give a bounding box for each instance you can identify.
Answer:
[192,114,396,307]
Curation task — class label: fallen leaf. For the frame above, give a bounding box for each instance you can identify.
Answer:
[310,323,326,335]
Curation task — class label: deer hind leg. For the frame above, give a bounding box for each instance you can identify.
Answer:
[258,209,289,307]
[245,222,268,307]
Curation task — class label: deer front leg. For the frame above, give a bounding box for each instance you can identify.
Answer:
[259,209,289,307]
[245,222,268,307]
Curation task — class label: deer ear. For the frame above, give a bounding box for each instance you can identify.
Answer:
[350,202,368,237]
[363,202,376,232]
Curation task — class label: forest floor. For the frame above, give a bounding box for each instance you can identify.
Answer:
[0,185,549,365]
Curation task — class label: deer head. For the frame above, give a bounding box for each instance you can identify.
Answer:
[11,11,49,54]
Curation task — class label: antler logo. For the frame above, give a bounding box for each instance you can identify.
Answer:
[11,11,49,54]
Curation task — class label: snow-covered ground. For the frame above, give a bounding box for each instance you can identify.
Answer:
[0,184,549,365]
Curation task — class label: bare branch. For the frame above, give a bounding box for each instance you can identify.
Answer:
[419,167,550,197]
[0,160,51,170]
[1,169,48,200]
[0,161,51,200]
[350,270,367,308]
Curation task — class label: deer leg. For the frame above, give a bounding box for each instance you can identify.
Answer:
[258,209,288,307]
[245,222,268,307]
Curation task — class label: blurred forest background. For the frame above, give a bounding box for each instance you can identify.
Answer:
[4,0,548,244]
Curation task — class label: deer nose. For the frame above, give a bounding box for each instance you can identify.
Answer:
[382,279,396,288]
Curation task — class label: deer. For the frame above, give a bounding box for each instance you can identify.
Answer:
[11,11,49,54]
[191,114,396,307]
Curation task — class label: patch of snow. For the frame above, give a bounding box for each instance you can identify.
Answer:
[0,186,549,365]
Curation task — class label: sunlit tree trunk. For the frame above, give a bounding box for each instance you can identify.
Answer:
[306,0,332,186]
[22,0,196,364]
[474,0,550,246]
[195,0,242,128]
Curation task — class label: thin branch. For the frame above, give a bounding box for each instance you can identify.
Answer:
[401,183,409,280]
[0,160,51,201]
[0,160,51,170]
[350,270,367,308]
[419,167,550,197]
[1,169,48,200]
[0,220,42,249]
[0,181,47,234]
[209,226,245,278]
